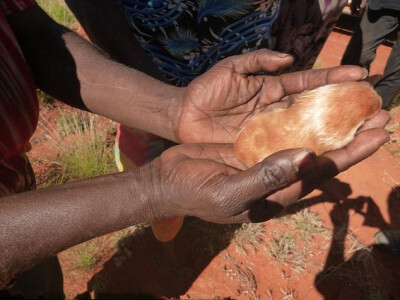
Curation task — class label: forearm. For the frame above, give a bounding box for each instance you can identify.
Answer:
[7,6,182,142]
[62,32,182,141]
[0,166,160,289]
[65,0,165,81]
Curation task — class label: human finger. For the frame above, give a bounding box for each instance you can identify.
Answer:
[257,65,367,106]
[357,109,390,132]
[276,65,368,96]
[218,49,294,75]
[267,127,389,203]
[322,128,389,172]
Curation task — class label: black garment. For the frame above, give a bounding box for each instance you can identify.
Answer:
[369,0,400,11]
[342,5,400,109]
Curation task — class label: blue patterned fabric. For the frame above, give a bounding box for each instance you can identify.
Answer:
[118,0,280,86]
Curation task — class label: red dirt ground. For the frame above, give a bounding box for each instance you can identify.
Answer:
[29,24,400,300]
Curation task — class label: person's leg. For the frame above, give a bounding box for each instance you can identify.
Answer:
[374,24,400,109]
[342,7,399,70]
[341,16,364,67]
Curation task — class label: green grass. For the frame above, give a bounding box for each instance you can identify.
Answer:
[312,59,323,69]
[56,110,116,182]
[62,140,114,180]
[73,241,102,271]
[37,89,55,106]
[37,98,117,186]
[36,0,76,28]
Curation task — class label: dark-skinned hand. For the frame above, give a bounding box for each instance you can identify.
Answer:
[175,49,368,143]
[152,109,389,224]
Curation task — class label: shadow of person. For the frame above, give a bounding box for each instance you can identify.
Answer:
[85,217,241,299]
[81,159,396,299]
[312,185,400,299]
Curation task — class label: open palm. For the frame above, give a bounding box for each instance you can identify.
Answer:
[176,49,368,143]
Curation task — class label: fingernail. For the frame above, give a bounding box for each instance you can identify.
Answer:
[292,149,316,174]
[362,68,369,80]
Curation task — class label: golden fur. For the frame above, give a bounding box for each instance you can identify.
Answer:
[235,81,382,167]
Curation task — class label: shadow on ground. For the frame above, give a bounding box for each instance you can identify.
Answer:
[82,218,240,299]
[75,181,400,299]
[286,181,400,299]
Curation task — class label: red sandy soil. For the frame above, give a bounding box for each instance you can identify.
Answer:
[28,25,400,300]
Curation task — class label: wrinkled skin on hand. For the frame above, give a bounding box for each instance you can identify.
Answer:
[152,144,316,224]
[176,49,369,144]
[153,108,389,224]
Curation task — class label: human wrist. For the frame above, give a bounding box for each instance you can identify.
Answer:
[128,159,172,222]
[159,86,184,143]
[104,72,184,143]
[47,29,184,142]
[166,87,186,143]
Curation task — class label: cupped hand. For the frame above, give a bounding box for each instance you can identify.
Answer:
[150,143,315,224]
[175,49,368,143]
[263,109,390,218]
[152,110,389,224]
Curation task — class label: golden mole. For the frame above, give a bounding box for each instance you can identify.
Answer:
[234,81,382,167]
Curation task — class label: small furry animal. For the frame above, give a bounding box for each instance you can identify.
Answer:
[235,81,382,167]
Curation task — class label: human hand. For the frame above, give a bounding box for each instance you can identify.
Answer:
[149,144,316,224]
[262,109,390,218]
[150,110,388,224]
[175,49,368,144]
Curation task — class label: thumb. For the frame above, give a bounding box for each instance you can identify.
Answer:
[225,149,316,214]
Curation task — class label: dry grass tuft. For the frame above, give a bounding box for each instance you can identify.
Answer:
[224,254,259,300]
[37,103,116,186]
[267,232,296,262]
[233,223,265,255]
[265,209,331,275]
[280,287,297,299]
[291,208,330,240]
